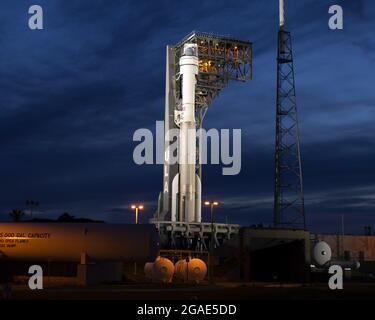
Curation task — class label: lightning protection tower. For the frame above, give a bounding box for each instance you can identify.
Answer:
[273,0,306,229]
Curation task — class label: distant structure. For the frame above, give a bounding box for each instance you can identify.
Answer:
[154,31,252,248]
[273,0,306,229]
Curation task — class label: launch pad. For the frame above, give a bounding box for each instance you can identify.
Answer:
[150,220,240,250]
[154,31,252,249]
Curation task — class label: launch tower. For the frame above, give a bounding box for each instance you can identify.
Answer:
[154,31,252,249]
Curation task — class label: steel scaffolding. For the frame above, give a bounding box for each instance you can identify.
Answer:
[273,29,306,229]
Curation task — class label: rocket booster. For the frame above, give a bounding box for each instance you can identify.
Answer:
[178,44,199,223]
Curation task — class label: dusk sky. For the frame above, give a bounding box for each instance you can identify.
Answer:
[0,0,374,234]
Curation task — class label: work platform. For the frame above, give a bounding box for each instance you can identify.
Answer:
[150,220,240,250]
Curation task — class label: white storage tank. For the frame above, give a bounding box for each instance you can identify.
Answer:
[0,223,159,262]
[174,257,207,283]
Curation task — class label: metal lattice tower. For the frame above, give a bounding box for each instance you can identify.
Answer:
[273,2,306,229]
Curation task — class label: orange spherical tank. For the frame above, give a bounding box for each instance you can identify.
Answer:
[174,258,207,283]
[0,223,160,262]
[151,257,174,283]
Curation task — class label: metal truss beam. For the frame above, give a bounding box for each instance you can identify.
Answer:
[174,31,252,109]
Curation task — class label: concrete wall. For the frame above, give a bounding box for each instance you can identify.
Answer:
[239,228,311,264]
[315,234,375,261]
[216,228,311,282]
[77,262,123,286]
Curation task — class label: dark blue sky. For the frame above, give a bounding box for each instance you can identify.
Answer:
[0,0,374,234]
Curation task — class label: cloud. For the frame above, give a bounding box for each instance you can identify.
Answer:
[0,0,374,235]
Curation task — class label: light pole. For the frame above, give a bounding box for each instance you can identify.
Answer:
[131,204,144,225]
[26,200,39,219]
[131,204,144,275]
[204,201,219,283]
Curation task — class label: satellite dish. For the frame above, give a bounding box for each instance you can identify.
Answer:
[313,241,332,266]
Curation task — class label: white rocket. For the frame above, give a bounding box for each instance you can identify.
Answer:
[170,44,201,223]
[158,33,252,225]
[179,44,200,223]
